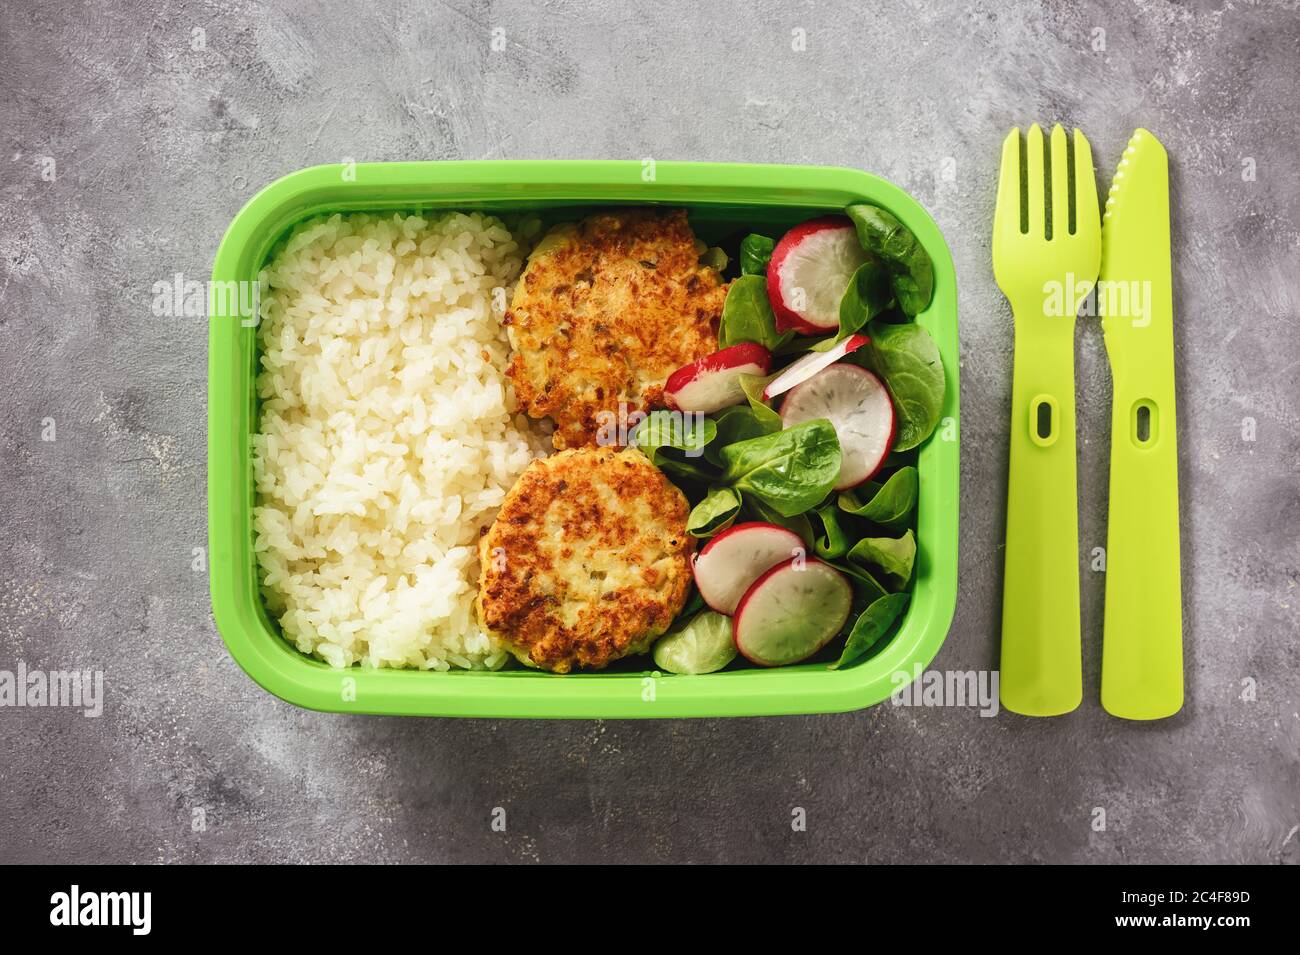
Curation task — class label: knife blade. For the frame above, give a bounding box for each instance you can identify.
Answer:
[1097,128,1184,719]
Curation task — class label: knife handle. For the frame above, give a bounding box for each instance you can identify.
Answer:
[1100,371,1183,719]
[1000,321,1081,716]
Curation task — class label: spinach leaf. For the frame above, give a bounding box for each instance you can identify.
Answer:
[718,419,841,517]
[718,275,792,351]
[812,503,851,559]
[831,591,910,670]
[705,404,772,466]
[687,486,742,537]
[632,410,718,482]
[838,465,918,529]
[845,203,934,316]
[837,257,894,340]
[847,529,916,588]
[746,496,815,547]
[739,234,775,275]
[736,372,784,433]
[860,320,945,451]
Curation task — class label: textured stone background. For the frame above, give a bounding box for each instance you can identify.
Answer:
[1,0,1297,864]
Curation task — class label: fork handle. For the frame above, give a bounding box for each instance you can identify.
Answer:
[1000,322,1081,716]
[1100,369,1183,719]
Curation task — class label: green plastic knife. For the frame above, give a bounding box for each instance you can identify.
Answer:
[1098,128,1184,719]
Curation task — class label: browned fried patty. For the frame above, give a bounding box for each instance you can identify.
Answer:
[476,447,694,673]
[505,208,729,449]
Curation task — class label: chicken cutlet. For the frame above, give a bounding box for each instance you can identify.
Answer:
[504,208,728,449]
[476,447,694,673]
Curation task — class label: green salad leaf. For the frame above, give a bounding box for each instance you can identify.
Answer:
[860,320,945,451]
[739,234,776,275]
[838,561,889,605]
[633,410,715,455]
[832,561,889,645]
[836,561,890,638]
[801,336,844,354]
[632,411,717,481]
[838,466,918,529]
[705,404,774,466]
[837,258,894,340]
[746,496,815,547]
[831,591,910,670]
[718,275,792,351]
[718,419,841,517]
[736,372,784,433]
[847,529,917,588]
[845,203,934,316]
[687,486,742,537]
[812,503,851,559]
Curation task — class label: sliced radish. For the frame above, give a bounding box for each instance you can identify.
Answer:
[767,215,869,334]
[780,364,895,490]
[733,557,852,667]
[762,333,869,400]
[691,521,805,615]
[664,343,773,414]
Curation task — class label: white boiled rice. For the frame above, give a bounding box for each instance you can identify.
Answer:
[251,211,548,670]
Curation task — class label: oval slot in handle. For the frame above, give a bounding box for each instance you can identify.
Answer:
[1030,394,1058,447]
[1132,399,1158,447]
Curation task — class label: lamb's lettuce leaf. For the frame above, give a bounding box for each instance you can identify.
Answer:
[847,529,916,588]
[687,486,742,537]
[831,591,910,669]
[632,411,717,481]
[838,466,918,529]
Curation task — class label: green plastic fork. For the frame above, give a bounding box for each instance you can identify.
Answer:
[993,124,1101,717]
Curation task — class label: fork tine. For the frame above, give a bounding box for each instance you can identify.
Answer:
[1073,128,1100,233]
[1050,124,1069,238]
[1026,123,1046,238]
[994,127,1021,239]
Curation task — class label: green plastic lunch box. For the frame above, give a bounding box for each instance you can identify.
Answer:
[208,161,959,718]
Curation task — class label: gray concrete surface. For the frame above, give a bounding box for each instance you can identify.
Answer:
[1,0,1297,864]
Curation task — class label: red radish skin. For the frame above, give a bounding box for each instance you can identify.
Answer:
[691,521,806,615]
[780,364,895,489]
[732,557,853,667]
[664,343,772,414]
[767,216,869,334]
[762,333,869,401]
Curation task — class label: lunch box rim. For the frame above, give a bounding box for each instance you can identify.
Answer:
[207,159,959,718]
